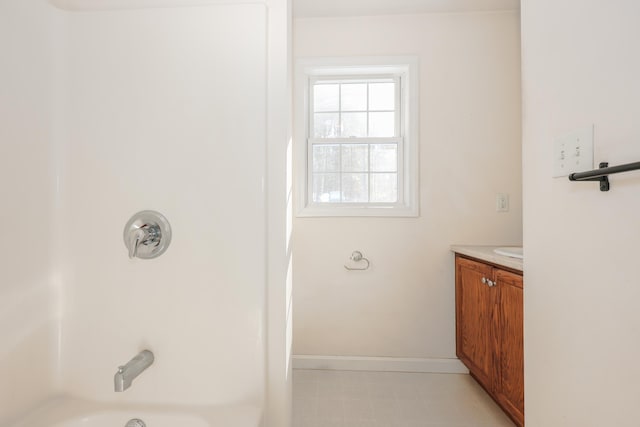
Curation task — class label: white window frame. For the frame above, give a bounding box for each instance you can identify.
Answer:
[295,56,419,217]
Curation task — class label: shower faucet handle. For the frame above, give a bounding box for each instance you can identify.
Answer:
[127,227,148,259]
[127,224,162,259]
[123,211,172,260]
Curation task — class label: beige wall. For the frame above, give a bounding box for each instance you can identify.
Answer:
[522,1,640,425]
[0,1,58,424]
[293,11,522,359]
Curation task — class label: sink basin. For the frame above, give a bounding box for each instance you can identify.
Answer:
[494,247,523,259]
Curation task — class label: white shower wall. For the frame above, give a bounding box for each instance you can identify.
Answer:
[0,1,58,423]
[55,4,268,405]
[0,1,283,422]
[3,0,294,423]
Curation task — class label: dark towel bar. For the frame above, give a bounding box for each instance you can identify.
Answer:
[568,161,640,191]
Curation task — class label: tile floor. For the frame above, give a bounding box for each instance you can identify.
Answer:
[293,369,515,427]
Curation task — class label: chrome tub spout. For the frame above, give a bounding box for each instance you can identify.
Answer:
[114,350,154,392]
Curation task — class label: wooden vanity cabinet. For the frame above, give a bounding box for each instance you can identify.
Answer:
[455,255,524,427]
[455,256,495,390]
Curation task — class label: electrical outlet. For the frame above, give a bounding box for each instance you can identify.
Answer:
[553,126,594,177]
[496,193,509,212]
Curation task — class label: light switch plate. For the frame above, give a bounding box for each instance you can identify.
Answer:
[553,126,594,177]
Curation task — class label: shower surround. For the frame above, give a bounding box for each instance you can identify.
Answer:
[0,0,290,425]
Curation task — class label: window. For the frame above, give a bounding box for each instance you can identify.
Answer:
[295,57,419,217]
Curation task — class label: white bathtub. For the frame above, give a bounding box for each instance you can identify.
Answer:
[10,397,262,427]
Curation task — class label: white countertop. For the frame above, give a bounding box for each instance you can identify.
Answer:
[451,245,523,272]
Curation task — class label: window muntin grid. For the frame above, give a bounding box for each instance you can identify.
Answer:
[311,77,398,139]
[311,143,399,203]
[309,76,402,205]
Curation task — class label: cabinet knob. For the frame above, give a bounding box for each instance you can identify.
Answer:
[487,279,495,287]
[481,277,487,284]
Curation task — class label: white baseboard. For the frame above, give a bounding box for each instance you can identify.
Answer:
[292,355,469,374]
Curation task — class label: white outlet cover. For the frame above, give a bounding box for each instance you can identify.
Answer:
[496,193,509,212]
[553,126,594,178]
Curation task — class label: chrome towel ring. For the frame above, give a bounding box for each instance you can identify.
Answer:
[344,251,370,271]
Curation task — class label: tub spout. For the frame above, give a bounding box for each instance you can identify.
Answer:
[114,350,154,392]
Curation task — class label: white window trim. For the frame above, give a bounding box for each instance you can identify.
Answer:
[294,56,420,217]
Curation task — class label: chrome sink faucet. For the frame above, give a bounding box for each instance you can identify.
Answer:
[114,350,154,392]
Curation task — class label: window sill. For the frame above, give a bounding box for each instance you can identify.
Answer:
[296,204,419,218]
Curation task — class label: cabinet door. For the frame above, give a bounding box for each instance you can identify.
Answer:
[495,269,524,427]
[455,256,495,390]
